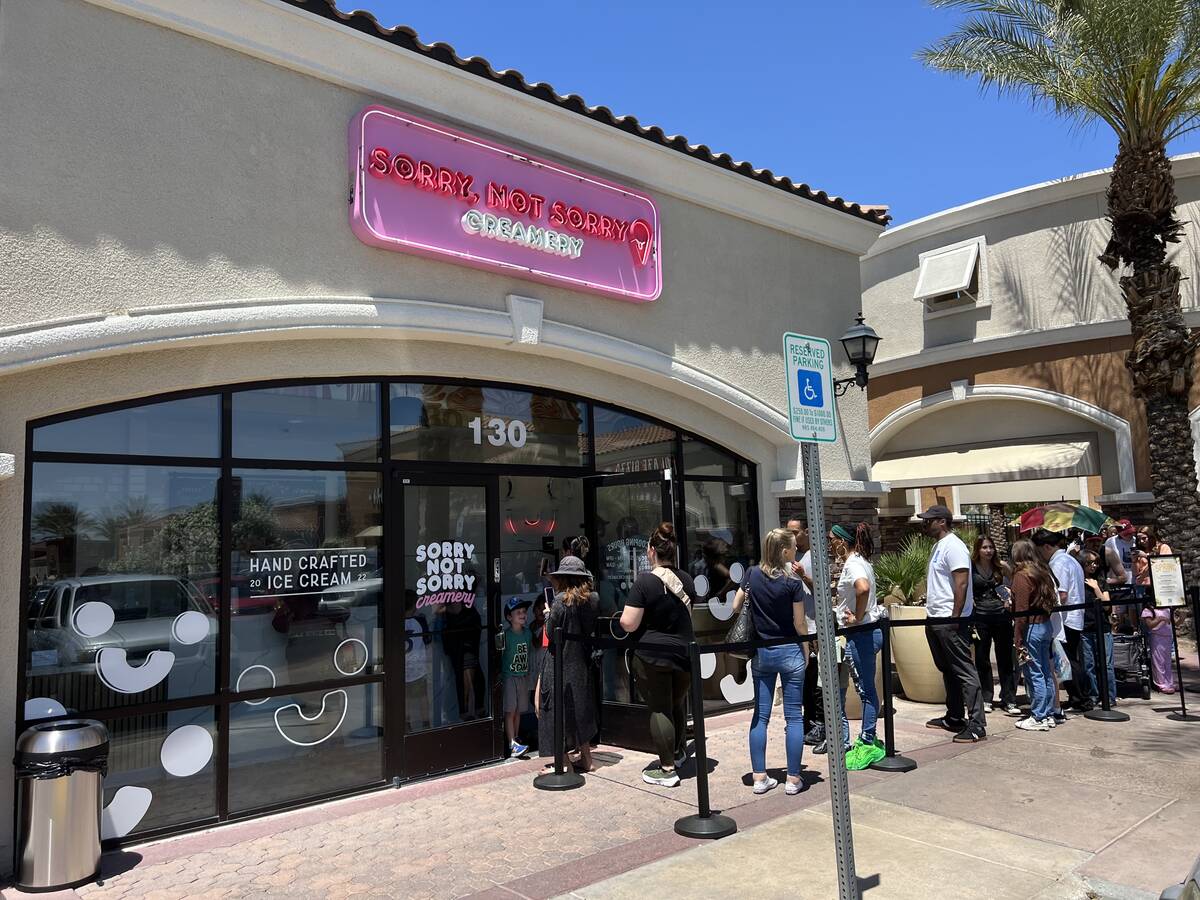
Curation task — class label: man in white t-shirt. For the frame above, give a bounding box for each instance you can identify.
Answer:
[784,519,824,744]
[917,504,986,742]
[1104,520,1136,585]
[1036,529,1094,712]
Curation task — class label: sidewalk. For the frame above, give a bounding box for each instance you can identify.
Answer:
[4,656,1198,900]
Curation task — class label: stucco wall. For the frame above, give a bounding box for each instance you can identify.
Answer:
[861,157,1200,365]
[0,0,877,484]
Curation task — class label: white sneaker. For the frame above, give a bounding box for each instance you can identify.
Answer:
[1015,717,1050,732]
[752,776,778,795]
[983,701,994,713]
[785,780,804,795]
[1042,718,1057,728]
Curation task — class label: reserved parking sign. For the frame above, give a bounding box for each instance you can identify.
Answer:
[783,332,837,443]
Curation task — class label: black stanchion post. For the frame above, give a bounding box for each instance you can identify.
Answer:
[869,619,916,773]
[533,628,585,791]
[1085,596,1128,723]
[1166,608,1199,723]
[674,641,736,840]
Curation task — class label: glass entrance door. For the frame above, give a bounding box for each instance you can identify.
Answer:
[585,471,674,749]
[392,476,501,779]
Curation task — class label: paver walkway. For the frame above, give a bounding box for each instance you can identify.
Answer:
[4,649,1198,900]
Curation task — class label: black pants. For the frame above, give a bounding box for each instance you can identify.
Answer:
[803,641,821,731]
[632,655,690,769]
[1063,626,1088,707]
[926,620,986,732]
[972,616,1017,707]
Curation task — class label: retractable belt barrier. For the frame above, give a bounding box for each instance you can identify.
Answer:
[534,590,1195,836]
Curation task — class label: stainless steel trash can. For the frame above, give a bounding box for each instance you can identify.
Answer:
[14,719,108,891]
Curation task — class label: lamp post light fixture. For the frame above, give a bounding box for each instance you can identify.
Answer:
[833,312,881,397]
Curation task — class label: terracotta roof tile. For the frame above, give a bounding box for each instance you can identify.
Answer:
[284,0,889,225]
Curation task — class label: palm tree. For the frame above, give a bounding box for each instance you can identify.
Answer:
[921,0,1200,576]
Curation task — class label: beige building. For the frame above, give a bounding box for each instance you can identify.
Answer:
[0,0,886,867]
[862,154,1200,543]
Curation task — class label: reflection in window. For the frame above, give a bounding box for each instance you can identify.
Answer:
[232,384,380,463]
[390,384,587,466]
[593,407,676,474]
[33,396,220,458]
[684,479,755,709]
[25,463,219,712]
[227,683,383,812]
[100,707,217,836]
[682,436,748,479]
[230,470,382,689]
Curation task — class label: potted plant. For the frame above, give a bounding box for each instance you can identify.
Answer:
[875,527,980,704]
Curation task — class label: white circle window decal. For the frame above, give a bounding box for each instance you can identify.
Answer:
[333,638,369,676]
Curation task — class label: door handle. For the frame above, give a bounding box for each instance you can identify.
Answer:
[493,558,501,582]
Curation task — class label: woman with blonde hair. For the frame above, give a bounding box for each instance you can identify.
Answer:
[730,527,809,795]
[1010,540,1058,731]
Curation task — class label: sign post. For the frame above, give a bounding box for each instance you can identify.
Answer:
[784,332,858,899]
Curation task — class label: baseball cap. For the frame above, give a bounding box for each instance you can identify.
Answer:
[916,504,953,521]
[1116,518,1135,537]
[504,596,533,615]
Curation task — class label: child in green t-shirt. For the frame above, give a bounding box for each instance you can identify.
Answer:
[502,597,534,757]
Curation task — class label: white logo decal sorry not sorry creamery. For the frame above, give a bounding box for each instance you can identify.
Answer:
[415,540,478,608]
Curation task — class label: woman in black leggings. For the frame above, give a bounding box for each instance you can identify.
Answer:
[617,522,700,788]
[971,535,1019,716]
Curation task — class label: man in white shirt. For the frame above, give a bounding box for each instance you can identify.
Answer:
[1035,529,1095,712]
[784,519,824,744]
[917,504,986,742]
[1105,520,1136,585]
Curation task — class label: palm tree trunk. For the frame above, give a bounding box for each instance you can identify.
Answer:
[1101,141,1200,578]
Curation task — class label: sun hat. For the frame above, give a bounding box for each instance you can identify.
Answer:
[547,555,592,578]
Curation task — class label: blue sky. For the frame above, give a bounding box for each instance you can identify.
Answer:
[357,0,1200,224]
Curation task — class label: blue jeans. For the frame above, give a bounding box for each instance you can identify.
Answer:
[749,645,806,776]
[842,628,884,744]
[1081,630,1116,704]
[1023,621,1055,721]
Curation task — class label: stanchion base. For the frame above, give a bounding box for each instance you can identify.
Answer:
[1084,708,1130,723]
[674,813,737,840]
[869,754,917,773]
[533,770,585,791]
[1185,684,1200,694]
[1166,711,1200,723]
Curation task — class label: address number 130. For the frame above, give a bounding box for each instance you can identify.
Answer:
[468,416,528,448]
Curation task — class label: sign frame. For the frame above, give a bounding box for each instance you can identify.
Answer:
[1149,554,1187,608]
[783,332,838,444]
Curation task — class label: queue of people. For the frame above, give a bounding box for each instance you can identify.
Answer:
[518,508,1181,795]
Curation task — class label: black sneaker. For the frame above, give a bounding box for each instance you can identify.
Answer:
[804,724,825,746]
[952,726,986,743]
[926,716,966,732]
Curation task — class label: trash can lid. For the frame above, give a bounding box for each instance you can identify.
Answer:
[16,719,108,756]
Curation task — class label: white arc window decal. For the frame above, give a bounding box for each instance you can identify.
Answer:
[273,690,349,747]
[101,786,153,840]
[96,648,176,694]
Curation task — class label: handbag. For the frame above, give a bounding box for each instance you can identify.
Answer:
[725,572,758,660]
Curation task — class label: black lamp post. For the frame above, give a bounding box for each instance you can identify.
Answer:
[833,312,881,396]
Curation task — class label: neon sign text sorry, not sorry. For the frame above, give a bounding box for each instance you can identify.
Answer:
[350,106,661,302]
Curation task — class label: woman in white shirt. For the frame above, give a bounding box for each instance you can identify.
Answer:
[830,522,885,771]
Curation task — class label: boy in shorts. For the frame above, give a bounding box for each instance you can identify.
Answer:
[502,597,534,757]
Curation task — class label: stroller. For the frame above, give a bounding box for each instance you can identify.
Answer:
[1109,586,1152,701]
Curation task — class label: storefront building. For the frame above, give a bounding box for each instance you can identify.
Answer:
[861,154,1200,543]
[0,0,886,864]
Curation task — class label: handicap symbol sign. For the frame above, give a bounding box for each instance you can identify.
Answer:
[797,369,823,408]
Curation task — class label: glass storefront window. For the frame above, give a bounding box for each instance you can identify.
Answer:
[593,407,677,474]
[100,707,218,836]
[682,436,749,479]
[230,470,382,689]
[683,479,755,710]
[403,483,490,728]
[33,396,220,458]
[227,682,383,812]
[26,463,219,712]
[390,384,587,466]
[232,384,380,463]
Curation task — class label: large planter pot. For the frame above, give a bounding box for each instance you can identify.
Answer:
[843,647,885,720]
[888,605,946,704]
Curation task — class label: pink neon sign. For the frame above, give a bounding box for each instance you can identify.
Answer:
[349,105,661,302]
